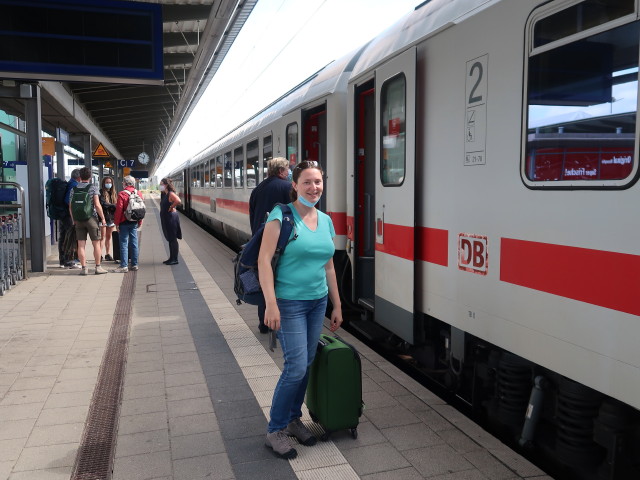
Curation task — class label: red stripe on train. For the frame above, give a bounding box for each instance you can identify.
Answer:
[328,212,347,236]
[501,238,640,316]
[375,223,414,260]
[418,227,449,266]
[216,198,249,214]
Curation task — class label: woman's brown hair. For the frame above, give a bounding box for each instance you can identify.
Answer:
[290,161,323,202]
[161,177,176,193]
[101,176,117,204]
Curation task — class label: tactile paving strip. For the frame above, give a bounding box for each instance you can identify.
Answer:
[70,271,136,480]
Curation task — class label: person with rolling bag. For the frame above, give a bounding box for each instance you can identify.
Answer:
[258,161,343,460]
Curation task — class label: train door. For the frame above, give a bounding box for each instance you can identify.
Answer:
[374,47,416,343]
[353,81,376,311]
[302,105,327,211]
[183,167,191,214]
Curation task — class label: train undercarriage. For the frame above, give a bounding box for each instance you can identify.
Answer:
[346,308,640,480]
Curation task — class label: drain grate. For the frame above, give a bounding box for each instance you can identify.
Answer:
[70,271,136,480]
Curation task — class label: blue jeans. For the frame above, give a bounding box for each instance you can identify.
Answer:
[118,222,139,268]
[268,295,327,433]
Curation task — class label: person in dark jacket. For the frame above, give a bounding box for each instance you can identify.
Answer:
[159,177,182,265]
[249,157,292,333]
[59,168,80,268]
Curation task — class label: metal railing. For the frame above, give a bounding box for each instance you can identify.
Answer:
[0,182,28,295]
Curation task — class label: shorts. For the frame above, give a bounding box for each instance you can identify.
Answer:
[75,217,102,242]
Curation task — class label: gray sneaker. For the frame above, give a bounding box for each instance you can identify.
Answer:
[130,265,138,271]
[80,267,88,276]
[95,265,108,275]
[265,430,297,459]
[284,418,317,446]
[112,266,128,273]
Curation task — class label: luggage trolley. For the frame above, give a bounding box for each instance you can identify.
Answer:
[0,183,28,296]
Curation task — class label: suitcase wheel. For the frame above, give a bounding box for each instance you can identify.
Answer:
[320,431,331,442]
[350,428,358,439]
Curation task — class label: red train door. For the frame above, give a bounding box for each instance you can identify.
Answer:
[374,47,417,343]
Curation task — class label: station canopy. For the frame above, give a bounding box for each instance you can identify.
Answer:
[0,0,258,175]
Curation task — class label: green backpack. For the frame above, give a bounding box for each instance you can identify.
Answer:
[71,184,94,221]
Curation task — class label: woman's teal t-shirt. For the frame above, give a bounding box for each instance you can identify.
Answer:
[266,203,335,300]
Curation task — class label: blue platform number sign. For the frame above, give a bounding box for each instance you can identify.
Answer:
[118,159,135,168]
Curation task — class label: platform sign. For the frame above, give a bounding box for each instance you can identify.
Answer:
[93,143,110,158]
[56,128,69,146]
[118,159,135,168]
[129,170,149,179]
[41,137,55,156]
[0,0,163,84]
[464,54,488,166]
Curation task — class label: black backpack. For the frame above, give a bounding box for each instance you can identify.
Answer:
[233,204,297,305]
[45,177,69,220]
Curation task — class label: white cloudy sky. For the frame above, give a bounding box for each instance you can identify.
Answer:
[156,0,419,177]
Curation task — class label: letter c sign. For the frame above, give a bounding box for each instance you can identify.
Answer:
[458,233,488,275]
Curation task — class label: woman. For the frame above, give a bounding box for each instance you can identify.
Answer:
[99,176,117,262]
[159,177,182,265]
[258,160,343,459]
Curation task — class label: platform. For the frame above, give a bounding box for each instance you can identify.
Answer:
[0,196,553,480]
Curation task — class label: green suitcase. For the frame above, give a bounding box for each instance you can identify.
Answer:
[306,334,364,441]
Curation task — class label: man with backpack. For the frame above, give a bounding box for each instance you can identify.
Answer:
[112,175,145,273]
[69,167,107,275]
[45,168,76,268]
[249,157,292,333]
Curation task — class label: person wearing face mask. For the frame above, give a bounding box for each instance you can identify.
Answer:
[258,160,343,459]
[249,157,292,333]
[159,177,182,265]
[99,176,117,262]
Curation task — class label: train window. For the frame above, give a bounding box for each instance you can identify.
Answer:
[525,18,638,186]
[193,164,201,188]
[204,160,211,187]
[234,146,244,188]
[209,160,216,189]
[215,155,223,188]
[223,151,232,188]
[533,0,634,48]
[247,139,259,188]
[263,134,272,179]
[286,123,298,169]
[380,74,406,186]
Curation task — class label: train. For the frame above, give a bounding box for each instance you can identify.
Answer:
[167,1,640,478]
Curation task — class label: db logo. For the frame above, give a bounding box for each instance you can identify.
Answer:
[458,234,488,275]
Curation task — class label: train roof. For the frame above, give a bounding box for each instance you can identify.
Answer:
[350,0,497,81]
[188,45,367,166]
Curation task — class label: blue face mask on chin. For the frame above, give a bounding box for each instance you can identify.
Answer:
[298,194,321,208]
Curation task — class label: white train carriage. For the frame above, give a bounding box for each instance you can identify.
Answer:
[346,0,639,475]
[173,50,363,248]
[171,1,640,476]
